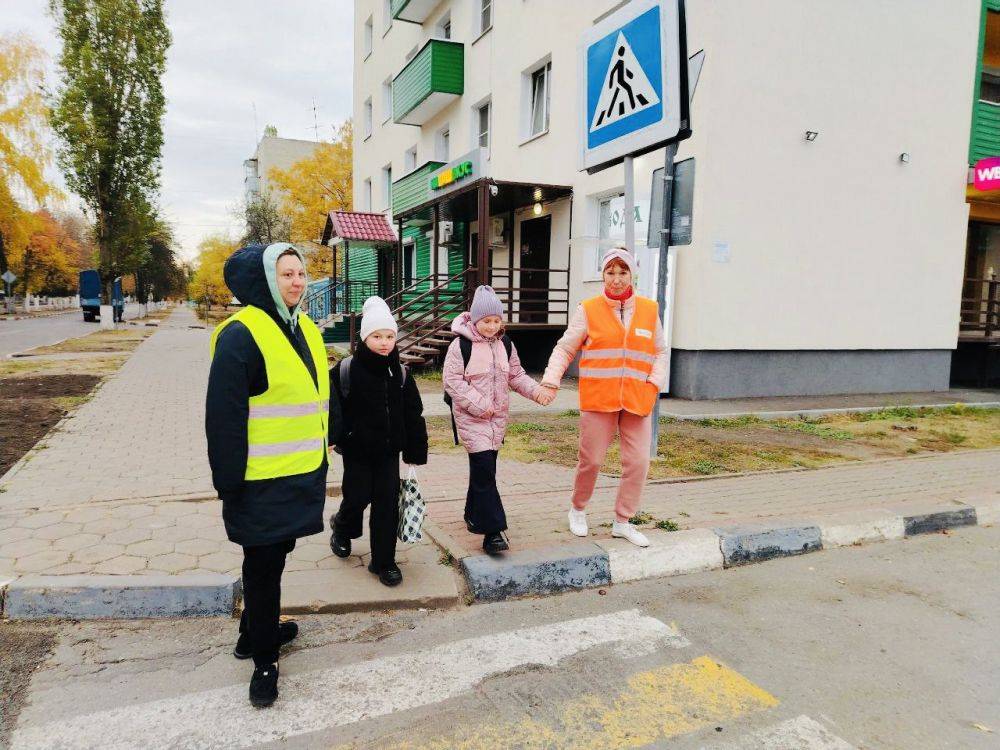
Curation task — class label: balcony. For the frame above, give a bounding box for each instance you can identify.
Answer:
[392,40,463,126]
[390,0,438,24]
[392,161,445,216]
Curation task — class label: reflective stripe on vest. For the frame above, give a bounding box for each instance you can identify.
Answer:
[578,295,659,416]
[210,305,330,480]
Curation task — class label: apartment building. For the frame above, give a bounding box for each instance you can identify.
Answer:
[351,0,980,397]
[244,135,323,203]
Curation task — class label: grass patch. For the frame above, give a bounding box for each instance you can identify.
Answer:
[413,368,442,383]
[438,551,454,567]
[628,511,656,526]
[28,327,153,355]
[424,405,1000,480]
[655,518,680,532]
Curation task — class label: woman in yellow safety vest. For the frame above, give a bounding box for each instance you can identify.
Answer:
[538,247,668,548]
[206,242,340,708]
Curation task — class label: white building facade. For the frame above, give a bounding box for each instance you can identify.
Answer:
[354,0,980,398]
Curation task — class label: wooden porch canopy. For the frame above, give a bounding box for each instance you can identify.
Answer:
[393,177,573,287]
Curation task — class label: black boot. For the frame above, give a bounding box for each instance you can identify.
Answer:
[249,663,279,708]
[330,528,351,558]
[367,561,403,587]
[234,620,299,660]
[483,532,509,555]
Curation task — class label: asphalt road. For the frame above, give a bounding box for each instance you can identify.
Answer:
[0,305,142,358]
[3,526,997,749]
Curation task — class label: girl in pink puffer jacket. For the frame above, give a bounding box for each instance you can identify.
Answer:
[443,285,545,554]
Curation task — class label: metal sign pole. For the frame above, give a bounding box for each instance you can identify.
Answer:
[623,155,635,254]
[650,140,678,458]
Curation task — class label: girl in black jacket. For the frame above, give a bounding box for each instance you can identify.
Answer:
[330,297,427,586]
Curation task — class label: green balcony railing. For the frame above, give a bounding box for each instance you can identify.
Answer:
[972,100,1000,164]
[392,40,463,126]
[392,161,444,216]
[391,0,438,24]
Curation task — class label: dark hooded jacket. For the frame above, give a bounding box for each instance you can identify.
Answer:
[332,340,428,465]
[205,244,342,547]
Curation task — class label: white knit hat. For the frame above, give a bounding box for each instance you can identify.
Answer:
[359,296,398,341]
[601,247,638,277]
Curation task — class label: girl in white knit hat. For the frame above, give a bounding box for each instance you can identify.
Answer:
[329,297,428,586]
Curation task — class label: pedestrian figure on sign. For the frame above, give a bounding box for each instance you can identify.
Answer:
[596,45,651,127]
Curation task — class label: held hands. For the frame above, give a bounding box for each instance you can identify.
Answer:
[535,385,557,406]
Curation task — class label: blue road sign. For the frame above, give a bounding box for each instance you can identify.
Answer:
[578,0,688,173]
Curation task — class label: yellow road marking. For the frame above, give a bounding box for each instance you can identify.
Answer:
[349,655,779,750]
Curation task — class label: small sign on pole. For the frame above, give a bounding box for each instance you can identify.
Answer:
[1,270,16,285]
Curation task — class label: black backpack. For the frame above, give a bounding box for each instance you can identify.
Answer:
[444,335,512,445]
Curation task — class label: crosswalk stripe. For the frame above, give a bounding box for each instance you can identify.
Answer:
[10,609,688,750]
[711,714,856,749]
[358,655,780,750]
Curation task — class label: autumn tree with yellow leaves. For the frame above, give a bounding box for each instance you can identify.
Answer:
[268,120,352,278]
[0,34,56,282]
[190,234,235,309]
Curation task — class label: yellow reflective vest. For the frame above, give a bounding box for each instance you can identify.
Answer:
[210,305,329,480]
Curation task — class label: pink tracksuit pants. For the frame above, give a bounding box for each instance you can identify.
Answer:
[571,409,652,522]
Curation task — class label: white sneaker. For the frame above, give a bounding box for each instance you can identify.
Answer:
[568,508,589,537]
[611,520,650,547]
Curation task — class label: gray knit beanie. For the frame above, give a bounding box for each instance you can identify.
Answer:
[469,285,504,324]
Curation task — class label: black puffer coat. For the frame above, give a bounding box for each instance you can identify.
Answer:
[332,341,428,465]
[205,245,342,546]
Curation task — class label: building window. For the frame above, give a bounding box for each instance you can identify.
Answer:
[382,0,392,33]
[363,178,372,211]
[476,101,491,149]
[363,15,373,57]
[382,78,393,123]
[405,145,418,172]
[529,62,551,137]
[479,0,492,34]
[436,126,450,162]
[982,69,1000,104]
[363,97,373,139]
[436,11,451,39]
[382,164,393,212]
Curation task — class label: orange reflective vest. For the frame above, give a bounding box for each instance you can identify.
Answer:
[578,295,659,416]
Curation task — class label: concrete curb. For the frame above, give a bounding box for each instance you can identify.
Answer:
[2,574,241,620]
[444,499,997,603]
[460,542,610,602]
[715,523,823,567]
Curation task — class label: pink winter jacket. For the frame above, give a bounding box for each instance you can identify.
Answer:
[443,312,541,453]
[541,291,670,390]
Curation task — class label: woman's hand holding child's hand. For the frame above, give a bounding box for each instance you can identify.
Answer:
[536,385,557,406]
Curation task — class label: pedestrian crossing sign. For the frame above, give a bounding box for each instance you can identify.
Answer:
[579,0,689,173]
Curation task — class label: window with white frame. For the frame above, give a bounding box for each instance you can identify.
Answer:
[382,78,392,123]
[363,178,372,211]
[528,62,551,137]
[382,165,393,212]
[382,0,392,33]
[363,97,373,139]
[405,145,418,172]
[436,126,450,162]
[477,101,491,149]
[363,15,373,56]
[436,11,451,39]
[479,0,492,34]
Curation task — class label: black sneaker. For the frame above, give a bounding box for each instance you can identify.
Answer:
[483,532,509,555]
[249,663,279,708]
[367,561,403,587]
[234,621,299,660]
[330,528,351,558]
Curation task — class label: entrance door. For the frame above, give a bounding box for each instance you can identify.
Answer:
[377,249,393,299]
[519,215,551,324]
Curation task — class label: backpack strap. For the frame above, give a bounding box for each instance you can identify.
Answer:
[459,336,472,369]
[501,334,512,360]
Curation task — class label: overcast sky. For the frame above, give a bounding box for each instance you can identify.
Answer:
[3,1,354,260]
